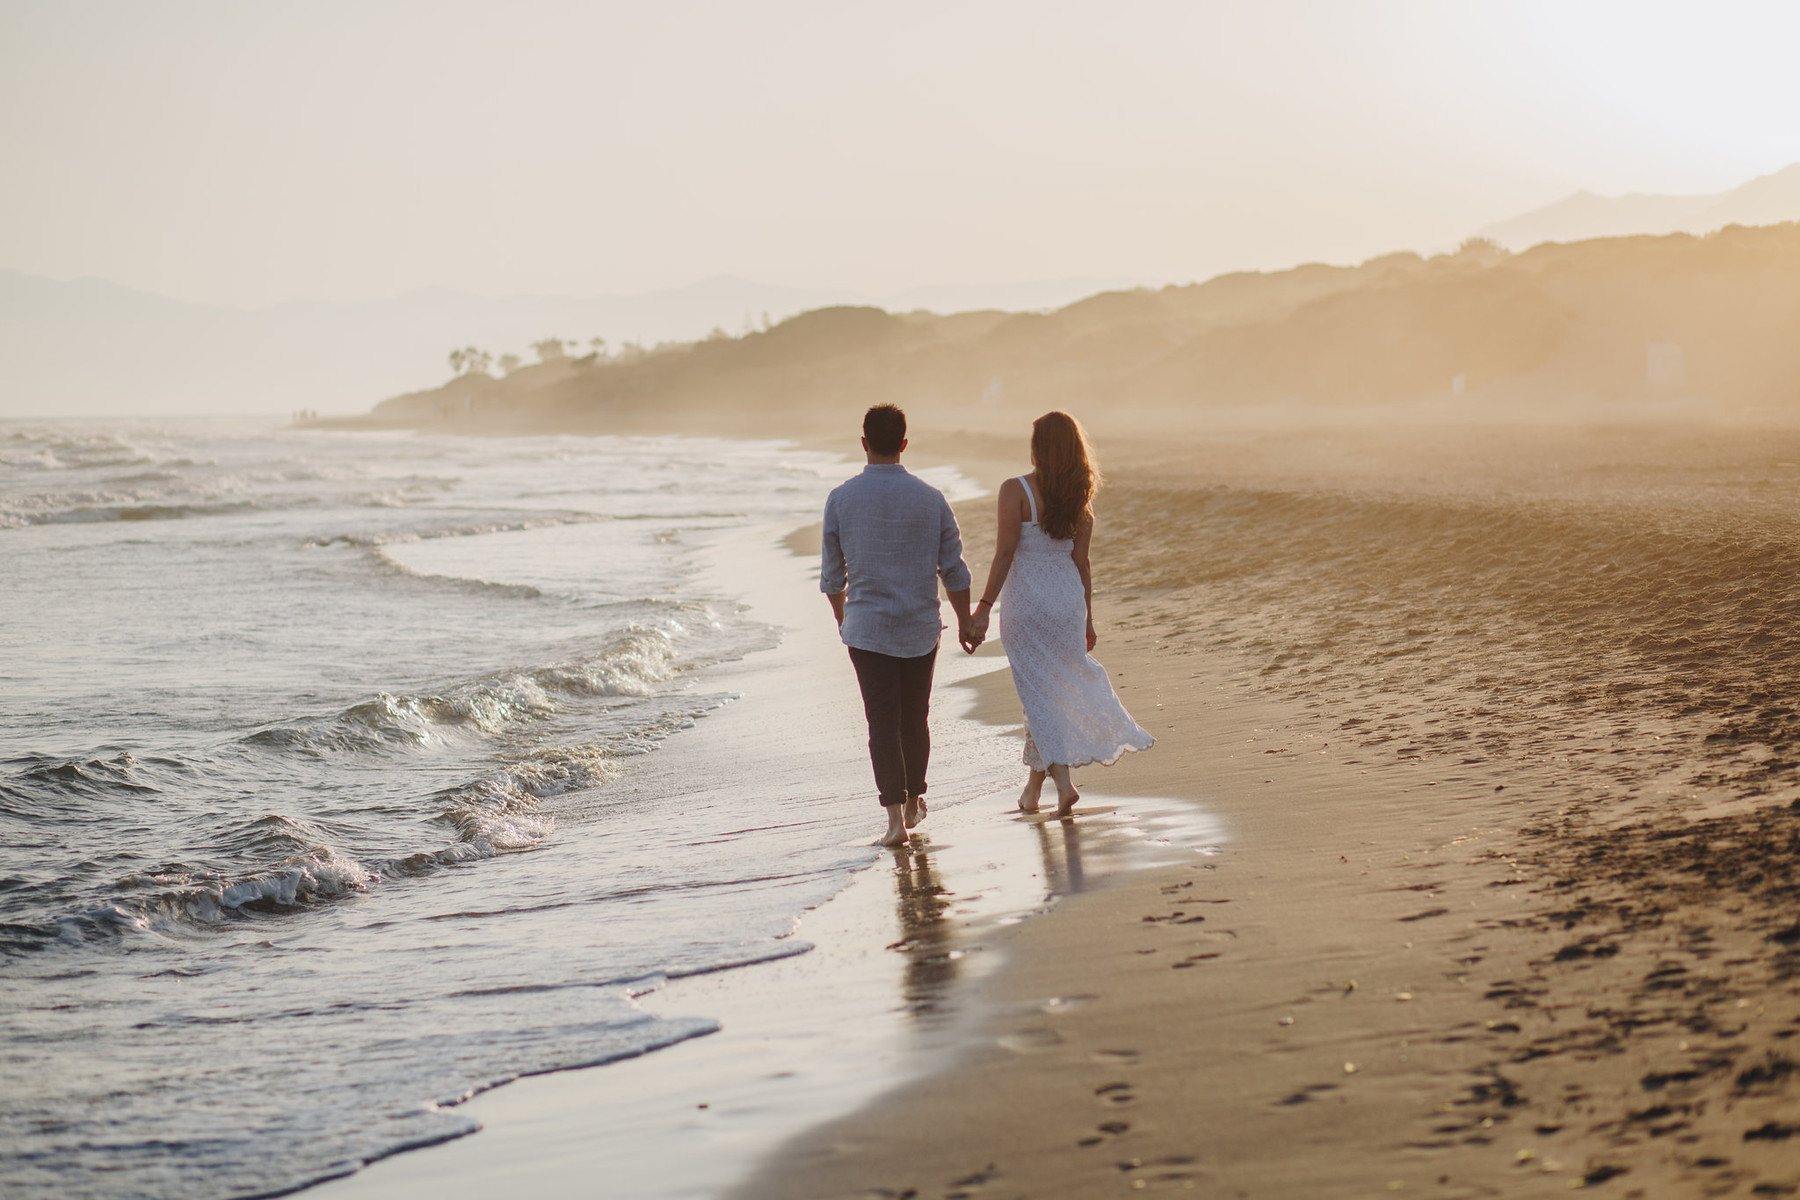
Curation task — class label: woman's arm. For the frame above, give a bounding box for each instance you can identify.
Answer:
[969,478,1026,644]
[1072,513,1096,651]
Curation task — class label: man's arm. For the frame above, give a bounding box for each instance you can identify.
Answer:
[820,494,847,626]
[938,496,977,650]
[946,586,974,651]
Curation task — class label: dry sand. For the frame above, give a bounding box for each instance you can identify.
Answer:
[732,428,1800,1200]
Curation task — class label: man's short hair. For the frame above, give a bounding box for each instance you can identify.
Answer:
[863,404,907,456]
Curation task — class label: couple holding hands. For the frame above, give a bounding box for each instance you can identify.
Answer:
[821,404,1154,847]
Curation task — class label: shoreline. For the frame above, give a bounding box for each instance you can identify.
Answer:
[316,418,1800,1199]
[316,455,1222,1200]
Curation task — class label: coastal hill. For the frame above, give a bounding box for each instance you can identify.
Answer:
[0,270,1130,419]
[364,220,1800,434]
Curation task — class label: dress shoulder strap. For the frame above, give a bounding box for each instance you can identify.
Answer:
[1016,474,1039,524]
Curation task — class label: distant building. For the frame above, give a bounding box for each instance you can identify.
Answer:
[1647,340,1685,390]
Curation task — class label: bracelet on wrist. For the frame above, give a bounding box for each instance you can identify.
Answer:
[976,598,995,609]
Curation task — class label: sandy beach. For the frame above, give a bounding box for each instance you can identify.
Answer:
[289,417,1800,1200]
[15,413,1799,1200]
[728,422,1800,1199]
[20,13,1800,1200]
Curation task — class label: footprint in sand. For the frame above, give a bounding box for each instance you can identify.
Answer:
[1095,1081,1137,1106]
[1276,1083,1341,1106]
[1400,907,1450,923]
[942,1162,999,1199]
[1172,952,1222,970]
[1140,910,1209,925]
[998,1028,1063,1053]
[1077,1120,1133,1148]
[1117,1156,1203,1188]
[1090,1049,1140,1065]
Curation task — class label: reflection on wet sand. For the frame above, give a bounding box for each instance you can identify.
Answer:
[882,800,1212,1025]
[1031,816,1088,897]
[886,843,958,1018]
[885,818,1095,1020]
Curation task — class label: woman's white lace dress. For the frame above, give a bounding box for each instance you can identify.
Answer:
[999,476,1154,770]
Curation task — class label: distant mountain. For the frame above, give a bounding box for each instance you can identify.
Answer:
[1477,163,1800,250]
[0,271,1139,418]
[881,278,1138,315]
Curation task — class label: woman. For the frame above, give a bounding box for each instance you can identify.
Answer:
[966,412,1153,816]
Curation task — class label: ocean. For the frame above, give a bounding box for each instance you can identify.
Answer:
[0,421,1009,1199]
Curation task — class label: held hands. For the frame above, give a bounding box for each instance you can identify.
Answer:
[957,616,979,653]
[960,609,1093,652]
[960,607,991,654]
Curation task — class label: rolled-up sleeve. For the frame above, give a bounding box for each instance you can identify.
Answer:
[820,493,847,594]
[937,497,972,592]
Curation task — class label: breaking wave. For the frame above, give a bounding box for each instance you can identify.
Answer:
[248,628,682,752]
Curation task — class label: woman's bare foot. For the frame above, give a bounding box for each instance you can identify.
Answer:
[903,793,928,829]
[1048,764,1079,818]
[1054,788,1081,819]
[878,805,909,847]
[1018,769,1047,814]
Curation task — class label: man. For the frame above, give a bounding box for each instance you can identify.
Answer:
[821,404,976,847]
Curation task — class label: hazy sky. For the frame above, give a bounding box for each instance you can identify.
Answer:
[4,0,1798,307]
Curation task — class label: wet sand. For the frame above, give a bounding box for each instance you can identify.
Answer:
[317,485,1221,1200]
[734,424,1800,1199]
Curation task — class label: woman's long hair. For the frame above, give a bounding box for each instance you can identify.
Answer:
[1030,411,1100,541]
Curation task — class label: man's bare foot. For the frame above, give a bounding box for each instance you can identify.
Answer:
[1055,788,1081,819]
[903,793,928,829]
[878,806,909,847]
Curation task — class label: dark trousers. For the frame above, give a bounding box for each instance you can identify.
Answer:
[848,646,937,807]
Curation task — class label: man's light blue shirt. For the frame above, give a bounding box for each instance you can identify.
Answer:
[820,464,972,659]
